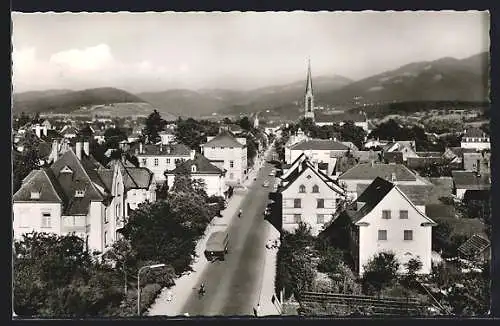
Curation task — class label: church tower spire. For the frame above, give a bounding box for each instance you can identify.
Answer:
[304,59,315,121]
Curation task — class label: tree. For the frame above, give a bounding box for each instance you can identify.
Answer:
[403,257,423,286]
[102,239,137,296]
[361,251,400,295]
[340,121,367,149]
[13,112,31,130]
[120,201,204,274]
[13,132,41,193]
[143,110,166,144]
[104,127,127,149]
[238,116,252,131]
[78,124,94,138]
[14,232,124,317]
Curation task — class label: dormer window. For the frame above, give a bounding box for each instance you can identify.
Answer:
[191,165,197,173]
[30,191,41,200]
[60,166,73,174]
[75,190,85,197]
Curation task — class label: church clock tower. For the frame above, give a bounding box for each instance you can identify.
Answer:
[304,59,315,121]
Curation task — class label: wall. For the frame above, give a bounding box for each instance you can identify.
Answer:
[13,202,62,239]
[203,146,246,185]
[357,188,433,276]
[88,201,105,253]
[165,173,225,197]
[461,141,491,151]
[281,167,342,236]
[137,154,190,183]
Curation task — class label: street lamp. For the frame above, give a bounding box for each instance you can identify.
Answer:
[137,263,165,316]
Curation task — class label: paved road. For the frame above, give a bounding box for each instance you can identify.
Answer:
[181,154,276,316]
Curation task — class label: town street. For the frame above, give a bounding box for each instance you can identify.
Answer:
[180,153,276,316]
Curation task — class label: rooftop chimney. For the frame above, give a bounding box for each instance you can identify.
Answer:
[75,141,82,160]
[160,144,163,152]
[139,142,143,154]
[83,140,90,156]
[50,139,59,163]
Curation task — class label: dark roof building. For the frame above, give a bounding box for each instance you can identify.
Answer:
[168,153,224,175]
[339,162,418,181]
[290,139,349,151]
[203,132,244,148]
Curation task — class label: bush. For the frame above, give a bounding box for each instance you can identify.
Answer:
[111,283,163,317]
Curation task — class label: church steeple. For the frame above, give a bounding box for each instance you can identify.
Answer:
[304,59,315,121]
[305,59,313,95]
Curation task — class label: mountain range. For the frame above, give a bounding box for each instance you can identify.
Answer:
[12,52,489,117]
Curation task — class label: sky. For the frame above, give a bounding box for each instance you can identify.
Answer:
[12,11,490,93]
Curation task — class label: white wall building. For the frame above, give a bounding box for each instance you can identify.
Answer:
[461,128,490,150]
[165,153,227,197]
[280,158,345,236]
[337,177,436,275]
[13,143,156,253]
[135,143,194,184]
[201,132,248,186]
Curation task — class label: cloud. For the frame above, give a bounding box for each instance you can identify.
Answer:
[49,44,114,71]
[12,44,174,92]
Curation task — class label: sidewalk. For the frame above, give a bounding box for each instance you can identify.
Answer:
[146,147,270,316]
[257,221,281,316]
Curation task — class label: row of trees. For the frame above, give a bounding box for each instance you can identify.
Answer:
[284,118,367,150]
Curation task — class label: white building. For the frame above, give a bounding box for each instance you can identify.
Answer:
[287,139,351,176]
[135,142,194,184]
[336,177,436,275]
[201,132,248,186]
[461,128,490,150]
[12,142,156,253]
[338,162,430,201]
[279,158,345,236]
[382,141,419,162]
[159,130,176,145]
[165,153,227,197]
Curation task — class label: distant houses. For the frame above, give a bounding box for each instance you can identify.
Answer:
[460,128,490,150]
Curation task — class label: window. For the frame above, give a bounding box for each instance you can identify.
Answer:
[317,214,325,224]
[312,185,319,193]
[166,158,171,164]
[378,230,387,240]
[41,212,51,228]
[382,210,391,219]
[299,185,306,193]
[230,160,234,168]
[317,199,325,208]
[104,231,109,247]
[404,230,413,241]
[142,158,147,166]
[293,214,301,223]
[399,210,408,219]
[221,147,225,150]
[105,209,109,223]
[230,147,234,149]
[294,198,301,208]
[229,173,234,179]
[30,191,40,200]
[191,165,197,172]
[154,158,159,166]
[75,189,85,197]
[212,147,215,150]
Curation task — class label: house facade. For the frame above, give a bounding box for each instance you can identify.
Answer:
[279,158,345,236]
[201,132,247,186]
[135,142,194,184]
[165,153,227,197]
[336,177,436,276]
[461,128,490,150]
[13,143,156,253]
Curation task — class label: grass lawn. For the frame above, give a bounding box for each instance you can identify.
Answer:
[432,214,486,237]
